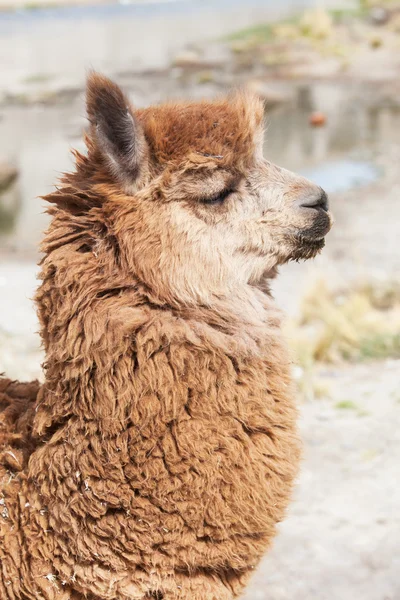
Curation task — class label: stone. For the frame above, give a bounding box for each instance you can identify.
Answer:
[309,111,327,127]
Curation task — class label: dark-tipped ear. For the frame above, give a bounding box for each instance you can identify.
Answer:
[86,71,147,188]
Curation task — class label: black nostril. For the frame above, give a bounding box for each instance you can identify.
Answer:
[300,189,329,212]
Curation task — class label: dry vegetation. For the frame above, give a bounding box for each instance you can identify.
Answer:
[287,279,400,401]
[226,0,400,79]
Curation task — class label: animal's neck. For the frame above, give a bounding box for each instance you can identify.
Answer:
[33,213,282,439]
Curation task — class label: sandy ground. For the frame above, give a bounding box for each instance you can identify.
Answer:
[244,359,400,600]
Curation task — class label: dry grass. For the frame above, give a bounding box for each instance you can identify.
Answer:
[287,280,400,401]
[226,2,400,71]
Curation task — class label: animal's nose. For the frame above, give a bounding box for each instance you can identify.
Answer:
[298,188,329,212]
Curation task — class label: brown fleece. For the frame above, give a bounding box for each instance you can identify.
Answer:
[0,73,305,600]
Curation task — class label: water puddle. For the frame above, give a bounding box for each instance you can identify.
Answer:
[0,81,399,255]
[263,82,398,192]
[302,160,380,195]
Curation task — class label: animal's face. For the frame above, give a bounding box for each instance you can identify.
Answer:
[83,74,332,303]
[152,158,331,288]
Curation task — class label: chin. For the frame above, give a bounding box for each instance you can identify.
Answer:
[278,231,327,263]
[289,235,326,261]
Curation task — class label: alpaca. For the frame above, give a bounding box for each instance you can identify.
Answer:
[0,73,332,600]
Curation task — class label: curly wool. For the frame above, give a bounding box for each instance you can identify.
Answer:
[0,82,301,600]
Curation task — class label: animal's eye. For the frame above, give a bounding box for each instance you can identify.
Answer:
[201,189,233,205]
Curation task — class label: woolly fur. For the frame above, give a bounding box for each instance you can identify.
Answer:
[0,74,305,600]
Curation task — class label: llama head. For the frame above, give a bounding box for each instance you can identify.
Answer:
[51,73,333,305]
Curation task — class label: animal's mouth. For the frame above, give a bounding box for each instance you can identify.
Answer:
[298,209,332,241]
[296,233,326,246]
[289,210,332,260]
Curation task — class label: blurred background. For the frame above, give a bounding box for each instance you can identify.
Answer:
[0,0,399,598]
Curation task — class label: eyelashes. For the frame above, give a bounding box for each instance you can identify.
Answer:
[200,188,234,205]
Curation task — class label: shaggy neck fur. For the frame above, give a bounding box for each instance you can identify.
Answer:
[34,177,284,436]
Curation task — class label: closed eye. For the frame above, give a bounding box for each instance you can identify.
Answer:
[200,188,234,205]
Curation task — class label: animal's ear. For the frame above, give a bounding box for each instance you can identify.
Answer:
[86,72,148,188]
